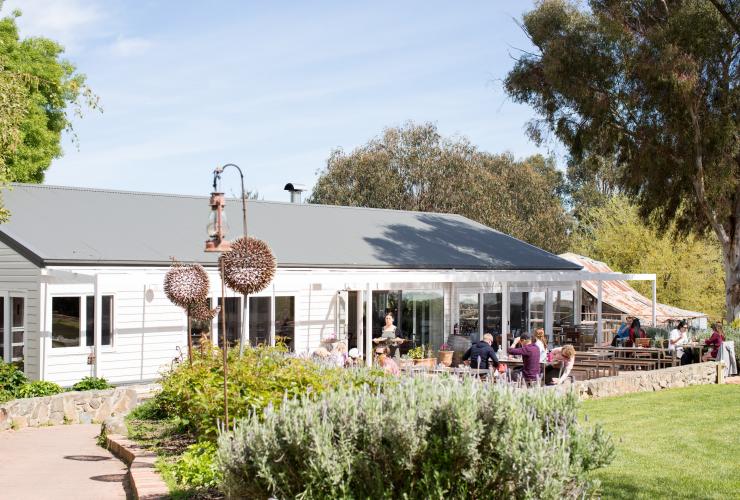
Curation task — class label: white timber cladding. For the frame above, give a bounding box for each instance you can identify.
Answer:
[0,241,41,379]
[7,263,655,386]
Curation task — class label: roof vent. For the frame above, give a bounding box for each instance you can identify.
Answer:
[284,182,306,203]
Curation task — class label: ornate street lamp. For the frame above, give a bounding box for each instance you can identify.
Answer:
[204,163,248,428]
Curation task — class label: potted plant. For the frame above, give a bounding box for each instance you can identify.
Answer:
[409,345,436,368]
[437,342,454,367]
[653,335,666,348]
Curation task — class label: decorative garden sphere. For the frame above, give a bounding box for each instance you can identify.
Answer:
[220,236,277,295]
[163,262,210,309]
[189,299,218,321]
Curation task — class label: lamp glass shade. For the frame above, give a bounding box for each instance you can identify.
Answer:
[207,211,218,238]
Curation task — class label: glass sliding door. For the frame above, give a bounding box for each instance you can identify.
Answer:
[372,291,401,337]
[482,293,502,336]
[401,291,444,349]
[458,293,479,341]
[249,297,271,347]
[529,292,545,333]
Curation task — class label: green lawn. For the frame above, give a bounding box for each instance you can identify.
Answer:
[581,384,740,500]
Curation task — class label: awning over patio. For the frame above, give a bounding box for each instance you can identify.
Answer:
[560,253,707,322]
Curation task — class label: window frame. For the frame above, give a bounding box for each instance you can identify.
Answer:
[50,293,116,353]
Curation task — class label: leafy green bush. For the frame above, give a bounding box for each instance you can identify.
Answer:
[0,361,28,396]
[71,376,113,391]
[218,377,614,499]
[126,397,168,421]
[155,343,388,438]
[15,380,64,398]
[0,389,14,404]
[173,441,221,489]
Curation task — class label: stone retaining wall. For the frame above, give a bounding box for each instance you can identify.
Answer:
[0,387,137,431]
[574,361,720,399]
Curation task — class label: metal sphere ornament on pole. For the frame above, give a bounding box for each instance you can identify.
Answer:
[163,260,210,364]
[219,236,277,295]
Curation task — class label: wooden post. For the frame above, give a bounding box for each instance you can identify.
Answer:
[220,260,229,427]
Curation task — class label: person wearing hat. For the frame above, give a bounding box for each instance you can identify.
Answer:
[347,347,361,367]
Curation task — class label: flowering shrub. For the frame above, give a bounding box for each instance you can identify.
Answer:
[155,342,389,438]
[218,377,614,499]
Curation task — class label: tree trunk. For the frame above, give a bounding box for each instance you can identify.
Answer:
[723,238,740,322]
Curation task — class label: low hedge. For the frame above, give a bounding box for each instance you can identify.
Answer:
[218,376,614,499]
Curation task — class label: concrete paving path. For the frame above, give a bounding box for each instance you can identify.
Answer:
[0,424,129,500]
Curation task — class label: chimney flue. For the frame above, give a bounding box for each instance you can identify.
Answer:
[283,182,306,203]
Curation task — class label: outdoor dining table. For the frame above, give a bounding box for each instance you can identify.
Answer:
[590,346,675,369]
[679,342,707,363]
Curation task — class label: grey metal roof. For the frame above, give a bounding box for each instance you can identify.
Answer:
[0,184,581,271]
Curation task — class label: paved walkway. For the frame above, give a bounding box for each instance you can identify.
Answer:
[0,424,129,500]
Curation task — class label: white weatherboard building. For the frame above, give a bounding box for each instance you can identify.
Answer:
[0,184,658,386]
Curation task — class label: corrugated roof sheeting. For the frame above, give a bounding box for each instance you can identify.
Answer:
[0,184,583,271]
[559,252,707,321]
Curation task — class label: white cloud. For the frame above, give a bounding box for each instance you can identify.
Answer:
[3,0,104,52]
[109,36,153,57]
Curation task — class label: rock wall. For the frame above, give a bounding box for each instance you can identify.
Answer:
[0,387,137,431]
[575,361,720,399]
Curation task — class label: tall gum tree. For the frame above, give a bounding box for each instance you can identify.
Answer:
[505,0,740,320]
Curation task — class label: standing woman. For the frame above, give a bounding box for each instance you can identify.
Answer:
[381,313,397,338]
[534,328,547,363]
[702,322,725,362]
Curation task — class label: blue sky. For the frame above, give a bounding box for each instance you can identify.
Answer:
[4,0,560,201]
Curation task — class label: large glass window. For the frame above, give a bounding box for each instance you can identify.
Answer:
[401,291,444,349]
[218,297,242,348]
[347,291,359,349]
[509,292,529,336]
[458,293,479,340]
[11,297,24,361]
[249,296,271,347]
[552,290,575,326]
[52,297,81,348]
[275,296,295,351]
[482,293,502,336]
[85,296,113,347]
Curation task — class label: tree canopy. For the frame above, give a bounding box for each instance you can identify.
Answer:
[0,6,98,219]
[506,0,739,319]
[571,196,725,320]
[310,122,572,254]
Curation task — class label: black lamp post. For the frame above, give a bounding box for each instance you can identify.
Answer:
[204,163,248,428]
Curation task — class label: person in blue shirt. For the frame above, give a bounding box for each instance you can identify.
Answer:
[611,315,633,346]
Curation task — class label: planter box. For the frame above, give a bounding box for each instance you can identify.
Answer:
[412,358,436,368]
[437,350,454,367]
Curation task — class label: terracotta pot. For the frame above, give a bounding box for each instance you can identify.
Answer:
[437,350,454,367]
[412,357,436,368]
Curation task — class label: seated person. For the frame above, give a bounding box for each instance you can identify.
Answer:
[375,346,399,375]
[534,328,547,363]
[462,333,499,370]
[625,318,647,347]
[508,332,541,384]
[668,320,691,365]
[702,322,725,362]
[545,344,576,385]
[611,316,633,346]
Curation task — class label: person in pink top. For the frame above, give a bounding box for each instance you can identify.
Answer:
[702,322,725,362]
[546,344,576,385]
[376,346,400,375]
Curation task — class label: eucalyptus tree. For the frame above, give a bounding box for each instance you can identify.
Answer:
[310,122,571,254]
[505,0,740,319]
